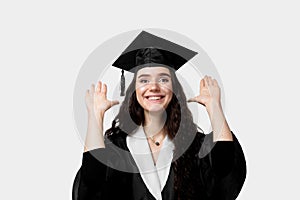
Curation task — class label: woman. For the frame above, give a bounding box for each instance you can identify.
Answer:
[73,45,246,199]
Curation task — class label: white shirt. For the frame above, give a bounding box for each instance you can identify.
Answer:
[127,126,175,200]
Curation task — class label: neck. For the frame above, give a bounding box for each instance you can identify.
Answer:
[143,110,167,138]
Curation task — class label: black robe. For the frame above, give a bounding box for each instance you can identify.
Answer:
[72,131,246,200]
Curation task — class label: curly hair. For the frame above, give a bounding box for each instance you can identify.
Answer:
[105,66,202,199]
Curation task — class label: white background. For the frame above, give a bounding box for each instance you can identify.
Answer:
[1,0,299,199]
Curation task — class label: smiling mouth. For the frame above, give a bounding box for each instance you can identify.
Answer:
[145,95,165,101]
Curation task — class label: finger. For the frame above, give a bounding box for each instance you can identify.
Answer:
[187,97,197,103]
[90,84,95,93]
[207,76,212,85]
[102,83,107,95]
[212,79,218,86]
[96,81,101,93]
[197,96,205,106]
[110,100,119,107]
[204,75,209,86]
[187,96,205,106]
[99,81,102,93]
[200,78,205,90]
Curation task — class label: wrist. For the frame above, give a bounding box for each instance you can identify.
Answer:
[88,111,104,121]
[206,101,223,116]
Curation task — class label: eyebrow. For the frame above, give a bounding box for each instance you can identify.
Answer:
[137,73,171,79]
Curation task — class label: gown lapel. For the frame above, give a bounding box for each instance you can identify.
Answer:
[127,126,174,200]
[156,135,174,191]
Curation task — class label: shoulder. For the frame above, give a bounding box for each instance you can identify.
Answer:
[180,132,206,156]
[106,129,128,150]
[189,131,216,159]
[192,131,207,147]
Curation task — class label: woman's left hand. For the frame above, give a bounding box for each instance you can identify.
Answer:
[188,76,233,141]
[188,76,221,112]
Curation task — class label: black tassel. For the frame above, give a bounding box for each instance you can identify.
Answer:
[120,69,125,96]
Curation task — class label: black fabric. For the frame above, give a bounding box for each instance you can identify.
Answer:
[72,132,246,200]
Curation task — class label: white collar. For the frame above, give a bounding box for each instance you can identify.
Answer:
[127,126,174,200]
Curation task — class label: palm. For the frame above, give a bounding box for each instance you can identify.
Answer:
[188,76,221,107]
[85,81,119,117]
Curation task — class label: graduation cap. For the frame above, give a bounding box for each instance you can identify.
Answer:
[112,31,198,96]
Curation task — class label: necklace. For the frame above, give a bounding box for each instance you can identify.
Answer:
[149,136,161,146]
[144,127,165,146]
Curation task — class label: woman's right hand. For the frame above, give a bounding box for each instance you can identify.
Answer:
[85,81,119,119]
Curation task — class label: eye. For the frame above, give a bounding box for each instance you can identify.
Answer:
[139,79,150,84]
[158,78,170,83]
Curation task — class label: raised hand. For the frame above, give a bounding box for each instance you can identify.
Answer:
[84,81,119,151]
[188,75,221,111]
[188,76,232,141]
[85,81,119,119]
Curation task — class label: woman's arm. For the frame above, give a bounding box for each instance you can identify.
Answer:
[206,102,233,142]
[189,77,246,198]
[84,81,119,152]
[188,76,232,142]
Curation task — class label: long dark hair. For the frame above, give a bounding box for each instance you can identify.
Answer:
[105,66,202,199]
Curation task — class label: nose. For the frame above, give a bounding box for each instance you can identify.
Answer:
[149,82,160,92]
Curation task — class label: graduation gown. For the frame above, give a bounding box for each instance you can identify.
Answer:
[72,129,246,200]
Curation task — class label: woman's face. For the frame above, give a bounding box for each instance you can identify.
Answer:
[135,67,173,113]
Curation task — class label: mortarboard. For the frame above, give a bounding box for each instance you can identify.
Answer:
[112,31,198,96]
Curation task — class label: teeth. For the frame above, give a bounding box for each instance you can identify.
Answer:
[148,96,162,100]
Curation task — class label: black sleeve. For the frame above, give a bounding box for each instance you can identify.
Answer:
[215,133,247,200]
[198,132,247,200]
[81,148,110,186]
[211,141,234,177]
[72,148,111,200]
[72,138,124,200]
[72,133,135,200]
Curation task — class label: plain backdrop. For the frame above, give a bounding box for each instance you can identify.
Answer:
[1,0,299,199]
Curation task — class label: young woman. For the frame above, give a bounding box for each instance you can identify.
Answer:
[72,47,246,200]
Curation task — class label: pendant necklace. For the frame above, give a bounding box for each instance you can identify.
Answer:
[149,136,161,146]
